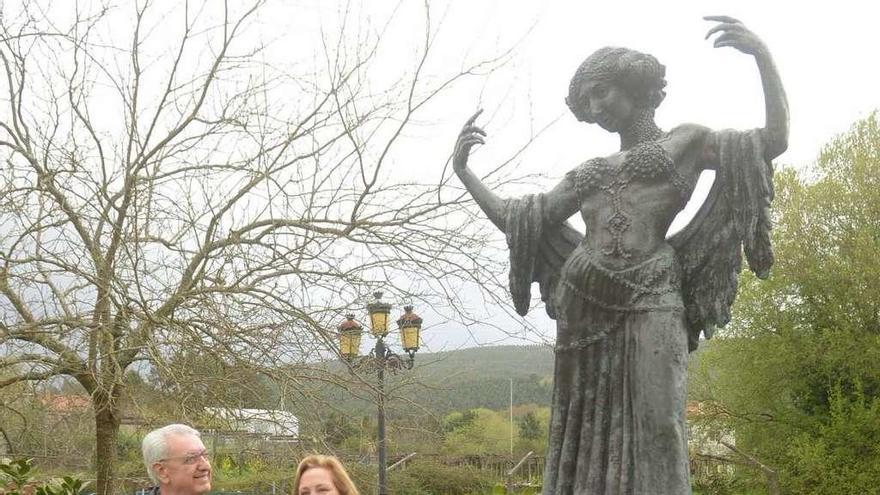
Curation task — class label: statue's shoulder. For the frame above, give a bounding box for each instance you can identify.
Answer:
[664,124,715,158]
[667,123,713,141]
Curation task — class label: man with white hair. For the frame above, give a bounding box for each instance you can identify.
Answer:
[141,424,212,495]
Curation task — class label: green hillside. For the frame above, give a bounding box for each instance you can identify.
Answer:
[408,344,555,412]
[312,345,555,418]
[415,344,554,383]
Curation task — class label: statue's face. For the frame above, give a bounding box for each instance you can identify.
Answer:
[578,79,637,133]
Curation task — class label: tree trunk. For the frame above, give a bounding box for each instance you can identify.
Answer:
[0,426,13,455]
[95,394,121,495]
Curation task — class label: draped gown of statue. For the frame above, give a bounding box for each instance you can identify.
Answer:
[503,127,774,495]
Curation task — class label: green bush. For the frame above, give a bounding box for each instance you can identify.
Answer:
[1,458,89,495]
[343,460,495,495]
[490,483,540,495]
[783,385,880,494]
[334,462,430,495]
[387,469,430,495]
[211,459,292,493]
[691,472,765,495]
[399,460,495,495]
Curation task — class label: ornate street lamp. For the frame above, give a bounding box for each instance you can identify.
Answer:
[367,291,392,337]
[337,314,363,360]
[397,305,422,363]
[337,291,423,495]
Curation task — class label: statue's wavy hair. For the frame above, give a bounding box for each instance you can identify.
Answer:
[566,47,667,123]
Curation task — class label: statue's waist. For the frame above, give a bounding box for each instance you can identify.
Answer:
[558,244,683,311]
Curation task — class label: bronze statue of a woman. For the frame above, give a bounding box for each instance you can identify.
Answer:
[451,17,788,494]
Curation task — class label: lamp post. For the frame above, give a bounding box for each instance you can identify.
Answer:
[338,291,422,495]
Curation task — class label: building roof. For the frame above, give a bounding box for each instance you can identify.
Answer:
[203,407,299,437]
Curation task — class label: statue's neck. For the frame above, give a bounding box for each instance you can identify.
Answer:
[619,110,662,150]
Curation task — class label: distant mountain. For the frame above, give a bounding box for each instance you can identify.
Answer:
[406,344,555,412]
[312,345,556,418]
[415,344,554,381]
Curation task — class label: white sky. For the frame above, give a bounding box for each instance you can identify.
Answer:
[420,0,880,167]
[343,0,880,351]
[10,0,880,353]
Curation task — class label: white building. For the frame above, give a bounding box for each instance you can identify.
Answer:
[203,407,299,440]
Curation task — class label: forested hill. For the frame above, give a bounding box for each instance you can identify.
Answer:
[315,345,556,416]
[416,344,554,382]
[409,344,555,412]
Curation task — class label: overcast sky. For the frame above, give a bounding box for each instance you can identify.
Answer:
[420,0,880,166]
[323,0,880,351]
[11,0,879,354]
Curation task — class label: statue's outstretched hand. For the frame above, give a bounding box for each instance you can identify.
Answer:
[704,16,766,56]
[453,109,486,174]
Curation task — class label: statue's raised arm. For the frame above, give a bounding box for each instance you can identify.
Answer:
[451,109,506,231]
[450,108,582,318]
[705,15,789,159]
[668,18,790,356]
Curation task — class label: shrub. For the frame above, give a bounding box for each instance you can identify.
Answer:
[343,459,494,495]
[400,460,495,495]
[1,458,89,495]
[783,386,880,494]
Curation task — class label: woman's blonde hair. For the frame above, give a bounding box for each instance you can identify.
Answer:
[293,455,360,495]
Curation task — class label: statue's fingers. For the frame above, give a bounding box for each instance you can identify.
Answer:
[704,22,741,40]
[464,135,485,145]
[462,125,487,136]
[712,32,740,47]
[461,136,485,149]
[704,15,742,25]
[457,128,484,143]
[464,109,484,127]
[713,39,738,49]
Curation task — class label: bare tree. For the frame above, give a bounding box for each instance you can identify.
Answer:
[0,1,514,492]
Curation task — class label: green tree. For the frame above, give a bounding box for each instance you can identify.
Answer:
[443,408,513,456]
[689,113,880,493]
[321,411,359,448]
[514,409,547,456]
[444,409,479,433]
[517,412,541,441]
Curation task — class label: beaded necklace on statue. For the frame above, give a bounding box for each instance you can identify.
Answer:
[569,116,692,259]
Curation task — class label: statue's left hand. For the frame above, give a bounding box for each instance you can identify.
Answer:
[453,109,486,174]
[704,16,766,56]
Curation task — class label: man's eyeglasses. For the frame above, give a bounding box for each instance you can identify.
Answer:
[159,450,211,465]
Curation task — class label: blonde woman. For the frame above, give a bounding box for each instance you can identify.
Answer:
[293,455,359,495]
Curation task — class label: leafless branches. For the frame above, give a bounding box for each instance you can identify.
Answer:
[0,0,520,490]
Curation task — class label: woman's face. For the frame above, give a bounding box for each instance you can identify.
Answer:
[298,467,340,495]
[578,79,637,133]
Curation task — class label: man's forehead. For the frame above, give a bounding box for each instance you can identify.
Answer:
[165,433,205,453]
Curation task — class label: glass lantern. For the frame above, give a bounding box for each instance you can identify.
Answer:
[338,314,363,359]
[397,305,422,356]
[367,291,392,338]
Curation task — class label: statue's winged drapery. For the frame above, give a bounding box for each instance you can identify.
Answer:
[504,194,582,320]
[505,129,775,351]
